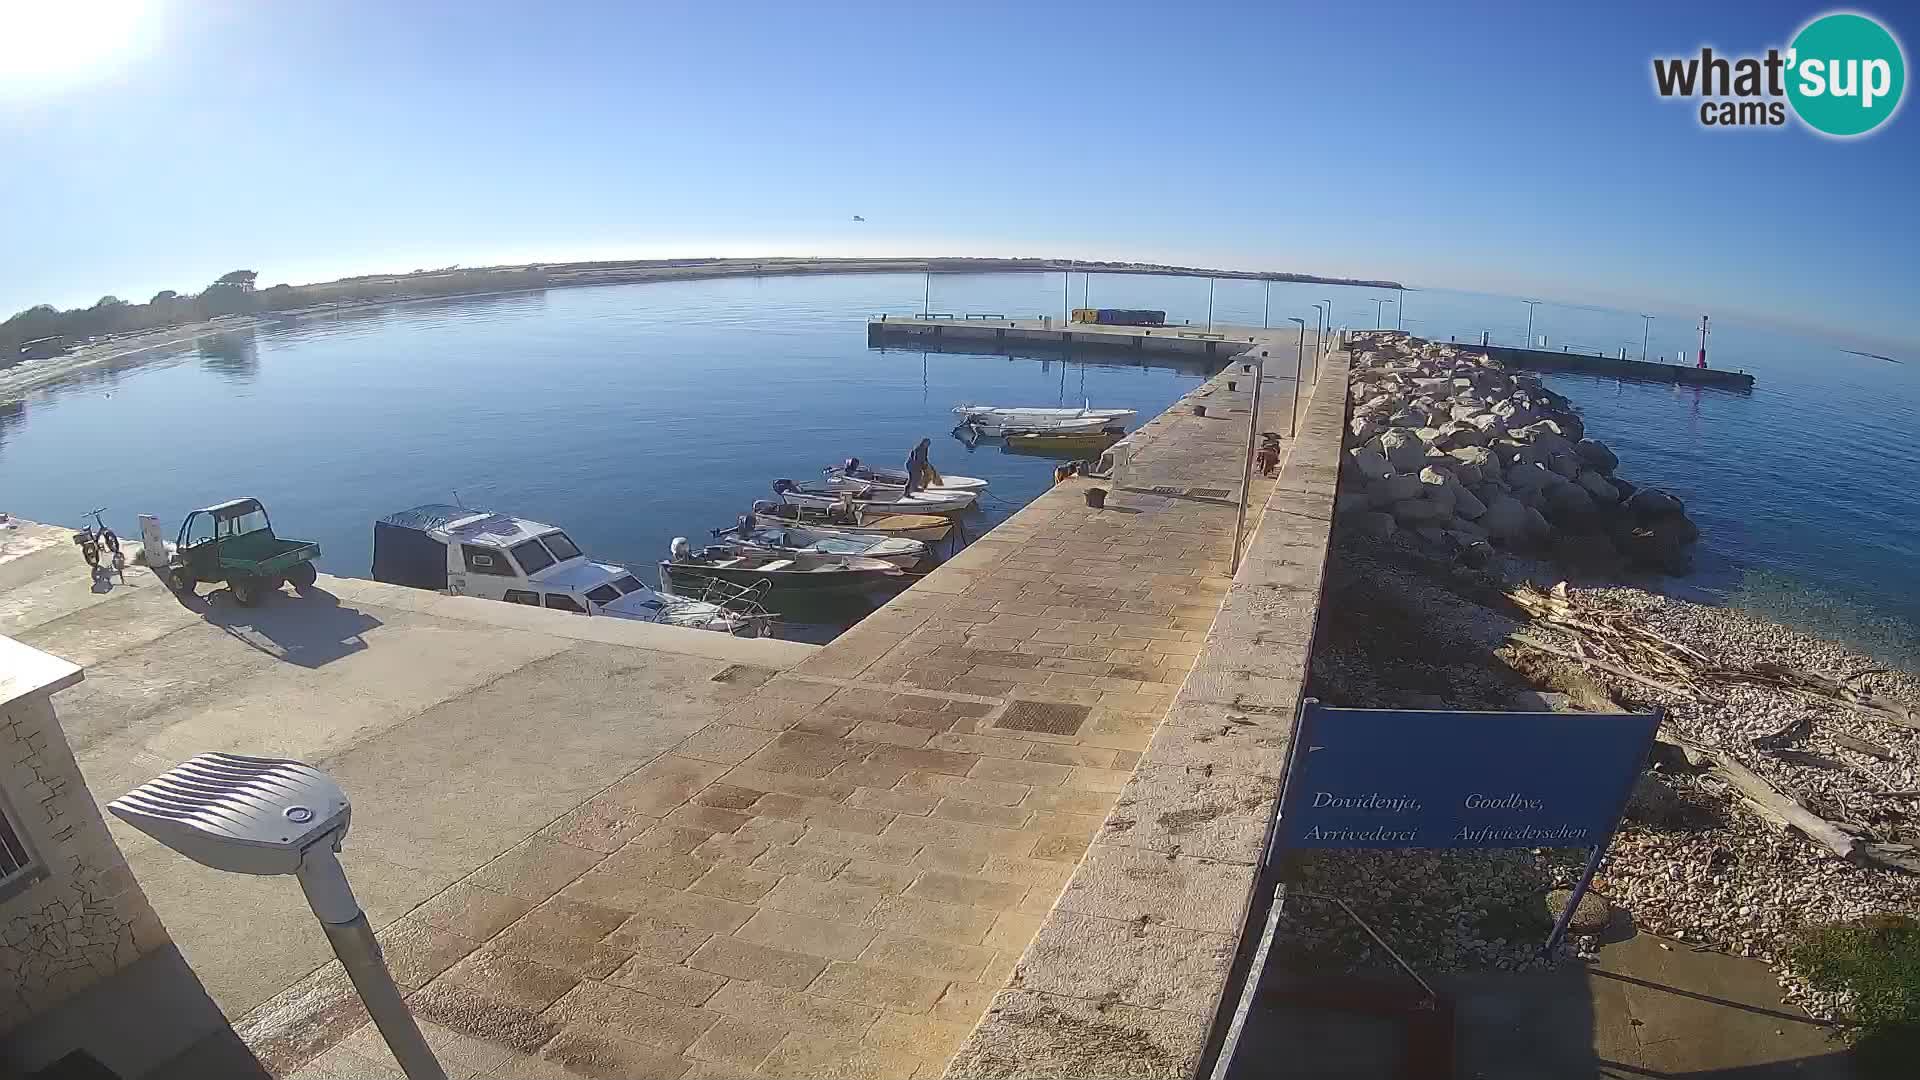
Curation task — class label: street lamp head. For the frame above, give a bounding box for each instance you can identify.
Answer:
[1287,317,1305,326]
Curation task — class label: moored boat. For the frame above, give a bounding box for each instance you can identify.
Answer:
[953,404,1137,436]
[772,478,976,515]
[826,456,988,493]
[371,504,768,635]
[715,520,927,568]
[663,537,903,595]
[748,500,952,542]
[1003,428,1127,456]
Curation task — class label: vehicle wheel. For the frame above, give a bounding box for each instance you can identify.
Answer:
[170,569,197,596]
[230,575,262,607]
[287,562,318,590]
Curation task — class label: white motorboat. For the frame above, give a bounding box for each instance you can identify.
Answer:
[748,500,953,543]
[715,519,927,568]
[665,538,903,595]
[953,404,1138,436]
[371,504,770,635]
[771,479,976,515]
[826,456,988,494]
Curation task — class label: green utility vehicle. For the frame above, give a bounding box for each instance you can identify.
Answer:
[168,498,321,606]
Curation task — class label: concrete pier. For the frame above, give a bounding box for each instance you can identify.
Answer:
[2,323,1349,1078]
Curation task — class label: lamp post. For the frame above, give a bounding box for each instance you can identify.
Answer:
[1062,263,1070,323]
[1287,317,1306,438]
[1397,286,1405,330]
[1522,299,1542,348]
[1312,301,1330,346]
[1207,278,1216,332]
[1371,298,1395,329]
[1083,272,1091,308]
[1231,347,1267,575]
[1262,280,1271,329]
[923,271,931,317]
[1640,314,1654,361]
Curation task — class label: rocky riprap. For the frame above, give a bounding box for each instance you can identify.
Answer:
[1337,332,1701,573]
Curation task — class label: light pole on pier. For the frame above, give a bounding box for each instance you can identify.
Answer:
[1262,280,1271,329]
[1397,286,1405,330]
[1207,278,1216,332]
[1640,314,1655,361]
[1062,263,1070,324]
[1287,317,1306,438]
[1372,298,1394,329]
[1523,299,1542,348]
[923,271,931,317]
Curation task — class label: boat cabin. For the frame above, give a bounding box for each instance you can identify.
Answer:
[372,504,649,615]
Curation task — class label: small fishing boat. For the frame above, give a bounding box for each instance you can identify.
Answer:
[749,500,952,542]
[772,478,976,515]
[664,538,903,595]
[826,457,988,493]
[715,520,927,568]
[371,504,768,635]
[1004,428,1127,456]
[953,404,1138,436]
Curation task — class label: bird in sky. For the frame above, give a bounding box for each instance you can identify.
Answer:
[851,215,865,222]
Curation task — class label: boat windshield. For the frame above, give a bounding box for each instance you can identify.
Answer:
[510,538,556,574]
[541,531,583,561]
[612,575,644,595]
[586,583,620,605]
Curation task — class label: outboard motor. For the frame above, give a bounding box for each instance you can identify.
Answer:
[751,499,777,514]
[670,536,692,562]
[736,514,753,535]
[772,478,794,494]
[844,457,861,474]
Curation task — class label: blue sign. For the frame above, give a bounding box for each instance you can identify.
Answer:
[1278,705,1659,850]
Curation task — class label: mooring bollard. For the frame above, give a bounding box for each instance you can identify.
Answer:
[1085,488,1107,509]
[1194,404,1207,417]
[1227,380,1237,391]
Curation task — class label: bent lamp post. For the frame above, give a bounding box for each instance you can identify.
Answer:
[109,753,448,1080]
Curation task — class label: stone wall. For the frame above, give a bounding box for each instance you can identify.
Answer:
[0,637,166,1043]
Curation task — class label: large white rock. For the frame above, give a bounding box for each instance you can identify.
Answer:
[1506,462,1555,491]
[1575,438,1619,473]
[1524,506,1554,540]
[1349,446,1393,478]
[1393,498,1447,526]
[1380,429,1428,473]
[1368,472,1424,503]
[1433,421,1487,449]
[1480,495,1529,542]
[1578,471,1620,503]
[1452,485,1487,520]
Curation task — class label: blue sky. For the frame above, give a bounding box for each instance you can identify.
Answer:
[2,1,1915,346]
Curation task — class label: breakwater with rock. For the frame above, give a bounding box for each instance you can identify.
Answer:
[1336,332,1705,575]
[1299,330,1920,1035]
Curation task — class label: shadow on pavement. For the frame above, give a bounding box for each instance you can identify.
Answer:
[174,583,381,668]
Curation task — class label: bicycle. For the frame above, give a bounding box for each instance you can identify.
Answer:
[73,507,126,582]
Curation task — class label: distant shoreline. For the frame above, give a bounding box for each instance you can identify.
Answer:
[0,257,1403,401]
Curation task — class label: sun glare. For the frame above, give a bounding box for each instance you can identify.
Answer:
[0,0,156,97]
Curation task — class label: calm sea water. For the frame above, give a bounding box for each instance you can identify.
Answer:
[2,273,1915,662]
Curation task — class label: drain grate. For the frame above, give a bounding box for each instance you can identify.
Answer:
[995,700,1091,736]
[1186,487,1231,498]
[1149,486,1184,495]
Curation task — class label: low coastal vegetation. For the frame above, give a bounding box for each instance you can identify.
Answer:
[0,266,551,361]
[1788,915,1920,1072]
[2,256,1402,364]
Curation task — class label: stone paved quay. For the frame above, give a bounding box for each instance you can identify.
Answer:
[241,329,1335,1079]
